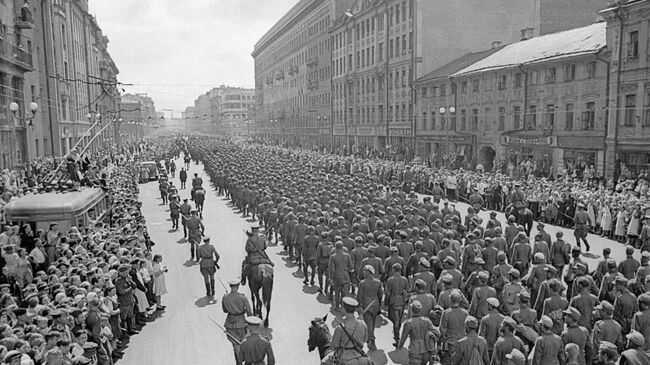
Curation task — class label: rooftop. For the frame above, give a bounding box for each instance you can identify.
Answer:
[453,22,606,77]
[416,47,504,84]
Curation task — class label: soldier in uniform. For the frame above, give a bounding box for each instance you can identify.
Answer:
[440,290,469,365]
[330,297,370,365]
[239,316,275,365]
[532,315,565,365]
[194,187,206,218]
[316,231,333,295]
[241,226,273,286]
[179,167,187,189]
[386,262,409,346]
[186,210,204,261]
[573,203,591,252]
[356,265,382,350]
[329,241,354,309]
[169,195,180,230]
[561,307,591,365]
[115,265,138,335]
[452,316,489,365]
[398,300,439,365]
[222,279,253,365]
[179,198,192,238]
[197,236,220,297]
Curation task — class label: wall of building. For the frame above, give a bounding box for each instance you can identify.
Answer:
[538,0,610,35]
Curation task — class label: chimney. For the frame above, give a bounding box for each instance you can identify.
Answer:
[520,27,535,41]
[491,41,502,49]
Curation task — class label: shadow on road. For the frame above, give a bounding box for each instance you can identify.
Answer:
[245,218,257,223]
[167,229,177,233]
[302,285,319,295]
[176,238,187,244]
[194,296,217,308]
[183,260,198,267]
[582,252,600,260]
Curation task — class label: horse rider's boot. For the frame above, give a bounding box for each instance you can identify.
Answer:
[241,265,247,286]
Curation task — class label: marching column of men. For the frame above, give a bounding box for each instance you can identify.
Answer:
[172,137,650,365]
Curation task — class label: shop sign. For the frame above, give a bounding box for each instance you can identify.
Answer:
[503,135,556,146]
[356,126,376,135]
[389,128,411,137]
[333,125,346,136]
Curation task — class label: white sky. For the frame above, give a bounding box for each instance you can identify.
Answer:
[89,0,298,115]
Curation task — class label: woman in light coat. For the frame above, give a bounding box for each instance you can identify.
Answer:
[152,254,168,310]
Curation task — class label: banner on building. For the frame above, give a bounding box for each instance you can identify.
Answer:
[503,135,557,146]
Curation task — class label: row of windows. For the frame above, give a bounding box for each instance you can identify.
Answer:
[421,62,599,98]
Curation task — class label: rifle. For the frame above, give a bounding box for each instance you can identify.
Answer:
[207,317,241,345]
[358,300,377,316]
[217,277,229,293]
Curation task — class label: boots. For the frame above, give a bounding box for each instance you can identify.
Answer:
[210,281,215,297]
[205,282,212,297]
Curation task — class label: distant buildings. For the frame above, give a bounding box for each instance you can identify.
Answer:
[188,85,255,134]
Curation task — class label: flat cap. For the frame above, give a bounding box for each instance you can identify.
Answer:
[596,300,614,313]
[538,315,553,328]
[342,297,359,307]
[419,257,430,267]
[245,316,263,326]
[464,315,479,328]
[626,330,645,347]
[486,297,499,308]
[563,307,581,320]
[505,349,526,365]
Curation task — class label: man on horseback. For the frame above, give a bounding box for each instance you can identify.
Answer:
[330,297,371,365]
[241,226,274,286]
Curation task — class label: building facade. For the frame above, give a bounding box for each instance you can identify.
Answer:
[416,23,609,177]
[252,0,351,149]
[254,0,611,153]
[190,85,255,134]
[601,0,650,177]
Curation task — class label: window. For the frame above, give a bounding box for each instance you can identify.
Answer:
[513,106,521,129]
[461,81,467,94]
[514,73,523,88]
[402,1,407,21]
[395,5,400,24]
[421,87,428,98]
[526,105,537,130]
[471,79,479,93]
[420,112,427,130]
[460,109,467,130]
[565,103,574,130]
[484,108,491,130]
[499,107,505,130]
[645,93,650,127]
[439,84,446,96]
[378,43,384,61]
[402,35,407,55]
[529,70,538,85]
[470,109,478,130]
[624,95,636,126]
[628,31,639,59]
[484,76,493,91]
[498,75,507,90]
[586,61,597,79]
[544,104,555,131]
[389,39,394,59]
[545,68,556,84]
[564,64,575,81]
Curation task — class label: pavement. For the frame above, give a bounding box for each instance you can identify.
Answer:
[119,158,639,365]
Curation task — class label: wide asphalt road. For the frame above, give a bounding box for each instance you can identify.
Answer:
[120,157,638,365]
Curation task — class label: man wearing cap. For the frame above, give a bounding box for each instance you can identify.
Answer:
[591,301,622,352]
[357,265,382,350]
[85,293,113,365]
[469,271,496,319]
[411,257,436,296]
[409,279,437,319]
[330,297,369,364]
[596,341,619,365]
[619,245,641,280]
[169,194,180,230]
[532,315,564,365]
[620,330,650,365]
[386,262,409,346]
[242,226,272,286]
[561,307,591,365]
[186,210,204,261]
[179,198,192,238]
[4,350,22,365]
[550,231,570,276]
[491,316,527,365]
[398,299,438,365]
[479,297,504,358]
[239,316,275,365]
[615,276,638,335]
[572,203,591,252]
[180,168,188,189]
[452,316,489,365]
[197,235,220,296]
[438,275,469,310]
[440,289,469,365]
[500,269,523,315]
[223,279,252,364]
[328,241,353,309]
[631,293,650,349]
[569,277,599,331]
[115,265,138,335]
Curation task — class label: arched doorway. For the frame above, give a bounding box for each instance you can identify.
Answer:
[479,146,496,172]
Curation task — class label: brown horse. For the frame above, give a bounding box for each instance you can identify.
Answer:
[307,315,374,365]
[247,263,273,327]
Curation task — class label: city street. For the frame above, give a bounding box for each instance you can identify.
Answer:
[120,157,641,365]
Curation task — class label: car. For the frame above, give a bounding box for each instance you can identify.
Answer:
[138,161,160,182]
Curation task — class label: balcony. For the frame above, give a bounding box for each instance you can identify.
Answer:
[0,39,33,71]
[14,5,35,30]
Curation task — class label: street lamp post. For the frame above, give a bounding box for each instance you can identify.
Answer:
[8,101,38,171]
[86,111,101,153]
[439,106,456,156]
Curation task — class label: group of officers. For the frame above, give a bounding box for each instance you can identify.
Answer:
[153,135,650,365]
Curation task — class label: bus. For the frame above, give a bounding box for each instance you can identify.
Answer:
[3,188,109,231]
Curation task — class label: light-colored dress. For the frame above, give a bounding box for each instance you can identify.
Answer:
[601,206,612,231]
[587,204,596,229]
[15,256,32,287]
[627,211,640,236]
[134,271,149,312]
[152,262,168,296]
[615,210,628,237]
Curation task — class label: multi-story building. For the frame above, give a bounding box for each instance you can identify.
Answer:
[601,0,650,177]
[0,0,38,169]
[416,22,609,177]
[182,106,195,120]
[255,0,610,152]
[190,85,255,134]
[252,0,352,149]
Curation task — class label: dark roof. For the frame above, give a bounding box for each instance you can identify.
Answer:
[415,46,504,84]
